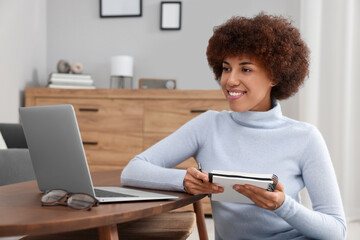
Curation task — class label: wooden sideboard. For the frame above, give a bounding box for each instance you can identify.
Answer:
[25,87,229,214]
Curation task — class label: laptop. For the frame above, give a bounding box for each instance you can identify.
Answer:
[19,104,178,203]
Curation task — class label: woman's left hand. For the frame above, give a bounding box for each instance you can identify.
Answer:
[233,181,285,210]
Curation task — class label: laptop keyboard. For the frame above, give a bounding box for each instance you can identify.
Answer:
[94,189,137,198]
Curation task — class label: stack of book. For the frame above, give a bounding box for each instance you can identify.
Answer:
[47,73,96,89]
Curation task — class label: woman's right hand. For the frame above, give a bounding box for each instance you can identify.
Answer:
[183,167,224,194]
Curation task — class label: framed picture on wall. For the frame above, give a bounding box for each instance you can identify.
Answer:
[160,1,182,30]
[100,0,142,18]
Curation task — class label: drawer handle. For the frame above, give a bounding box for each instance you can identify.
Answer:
[79,108,99,112]
[190,109,207,113]
[83,141,98,145]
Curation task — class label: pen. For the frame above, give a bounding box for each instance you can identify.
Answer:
[198,162,203,183]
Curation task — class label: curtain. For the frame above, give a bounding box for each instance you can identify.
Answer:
[299,0,360,221]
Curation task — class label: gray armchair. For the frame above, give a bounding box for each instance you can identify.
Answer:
[0,123,35,186]
[0,123,28,148]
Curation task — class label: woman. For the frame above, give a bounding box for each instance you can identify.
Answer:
[121,13,346,239]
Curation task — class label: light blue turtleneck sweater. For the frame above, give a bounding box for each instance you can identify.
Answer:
[121,101,346,239]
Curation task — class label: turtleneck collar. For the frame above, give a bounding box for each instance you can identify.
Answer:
[230,99,284,129]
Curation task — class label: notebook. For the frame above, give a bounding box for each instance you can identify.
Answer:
[19,104,178,203]
[209,170,278,204]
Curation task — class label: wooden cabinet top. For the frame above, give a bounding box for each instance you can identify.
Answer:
[25,87,226,100]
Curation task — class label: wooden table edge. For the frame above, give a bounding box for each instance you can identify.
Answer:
[0,170,207,240]
[0,190,206,238]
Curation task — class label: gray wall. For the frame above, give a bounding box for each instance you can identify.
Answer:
[0,0,301,122]
[47,0,301,90]
[0,0,47,123]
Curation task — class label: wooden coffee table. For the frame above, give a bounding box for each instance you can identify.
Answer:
[0,170,208,240]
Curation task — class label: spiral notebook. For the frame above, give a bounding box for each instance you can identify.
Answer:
[209,170,278,204]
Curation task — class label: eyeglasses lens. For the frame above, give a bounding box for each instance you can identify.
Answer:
[41,189,67,204]
[67,194,97,210]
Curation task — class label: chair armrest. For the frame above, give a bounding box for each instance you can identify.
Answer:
[0,123,28,148]
[0,149,35,186]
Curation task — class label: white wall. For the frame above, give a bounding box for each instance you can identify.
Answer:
[46,0,300,118]
[0,0,47,123]
[0,0,300,122]
[46,0,300,90]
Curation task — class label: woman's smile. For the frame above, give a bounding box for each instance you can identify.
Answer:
[227,89,247,100]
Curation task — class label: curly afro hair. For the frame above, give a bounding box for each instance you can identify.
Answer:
[206,13,310,100]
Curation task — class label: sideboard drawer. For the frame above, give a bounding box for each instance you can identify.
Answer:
[143,100,228,133]
[85,149,137,172]
[82,131,143,172]
[33,98,143,133]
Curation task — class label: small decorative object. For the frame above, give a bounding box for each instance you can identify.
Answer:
[139,78,176,89]
[57,60,71,73]
[160,1,182,30]
[110,55,134,88]
[70,63,84,74]
[100,0,142,18]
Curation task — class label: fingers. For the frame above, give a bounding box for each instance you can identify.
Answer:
[187,167,209,182]
[274,181,284,192]
[183,167,224,195]
[233,181,285,210]
[235,185,276,209]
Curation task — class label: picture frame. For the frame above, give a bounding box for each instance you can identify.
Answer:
[160,1,182,30]
[100,0,142,18]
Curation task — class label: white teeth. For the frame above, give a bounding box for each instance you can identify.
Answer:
[229,91,245,96]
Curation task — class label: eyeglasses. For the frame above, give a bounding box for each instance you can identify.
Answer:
[41,189,99,211]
